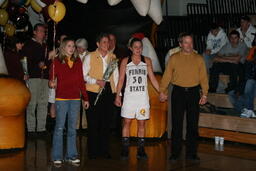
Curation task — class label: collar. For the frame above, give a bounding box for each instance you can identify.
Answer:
[96,48,109,58]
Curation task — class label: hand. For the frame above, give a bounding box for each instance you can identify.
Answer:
[49,80,56,88]
[83,100,90,109]
[39,61,46,69]
[114,95,122,107]
[48,50,56,60]
[24,75,29,81]
[159,92,168,102]
[213,57,222,63]
[96,80,106,88]
[199,95,207,105]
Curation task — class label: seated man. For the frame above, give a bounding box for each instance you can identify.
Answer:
[237,15,256,48]
[209,30,248,93]
[229,39,256,117]
[203,23,228,71]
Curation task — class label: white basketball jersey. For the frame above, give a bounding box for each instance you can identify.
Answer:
[122,59,149,108]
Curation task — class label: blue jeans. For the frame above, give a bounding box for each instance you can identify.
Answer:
[52,100,80,161]
[228,79,256,112]
[203,53,216,71]
[244,79,256,110]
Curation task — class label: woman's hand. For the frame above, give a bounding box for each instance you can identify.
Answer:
[83,100,90,109]
[49,80,56,88]
[114,95,122,107]
[159,92,168,102]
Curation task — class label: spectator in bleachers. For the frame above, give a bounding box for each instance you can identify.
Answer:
[237,15,256,48]
[209,30,248,93]
[229,37,256,118]
[203,23,228,71]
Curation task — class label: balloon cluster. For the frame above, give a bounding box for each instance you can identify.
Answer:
[0,0,66,37]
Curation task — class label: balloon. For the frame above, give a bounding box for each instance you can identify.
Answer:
[24,0,31,6]
[107,0,122,6]
[6,4,19,21]
[0,0,5,6]
[1,0,8,8]
[0,9,8,26]
[30,0,42,13]
[15,13,29,29]
[48,1,66,23]
[10,0,26,6]
[148,0,163,25]
[18,7,26,14]
[0,0,8,8]
[130,0,150,16]
[34,0,46,8]
[76,0,88,4]
[5,24,16,37]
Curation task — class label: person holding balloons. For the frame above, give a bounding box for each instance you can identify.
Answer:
[49,37,89,166]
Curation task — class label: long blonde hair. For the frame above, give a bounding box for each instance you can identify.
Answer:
[58,38,78,63]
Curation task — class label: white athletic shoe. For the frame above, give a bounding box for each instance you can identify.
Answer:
[53,160,62,164]
[240,108,251,118]
[249,110,256,118]
[53,160,62,168]
[66,158,80,165]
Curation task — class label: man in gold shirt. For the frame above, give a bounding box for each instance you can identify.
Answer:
[159,33,208,162]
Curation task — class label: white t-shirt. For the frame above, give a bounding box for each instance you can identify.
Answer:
[237,24,256,48]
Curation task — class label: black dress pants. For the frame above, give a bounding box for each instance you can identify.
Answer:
[171,85,200,157]
[86,83,114,157]
[209,62,239,92]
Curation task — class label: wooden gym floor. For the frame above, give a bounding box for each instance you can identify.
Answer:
[0,133,255,171]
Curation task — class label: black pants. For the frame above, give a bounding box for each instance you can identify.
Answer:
[86,83,114,156]
[171,85,200,157]
[209,62,239,92]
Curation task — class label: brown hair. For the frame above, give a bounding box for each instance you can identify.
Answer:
[58,37,78,63]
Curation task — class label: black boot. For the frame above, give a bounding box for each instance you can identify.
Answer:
[137,138,148,160]
[121,137,130,160]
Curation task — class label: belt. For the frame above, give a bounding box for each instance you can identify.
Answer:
[173,85,199,91]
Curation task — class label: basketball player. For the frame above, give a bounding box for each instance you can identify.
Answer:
[115,38,159,160]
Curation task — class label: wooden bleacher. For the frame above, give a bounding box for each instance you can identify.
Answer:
[199,75,256,145]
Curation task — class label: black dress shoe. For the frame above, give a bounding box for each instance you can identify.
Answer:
[186,155,200,162]
[136,147,148,160]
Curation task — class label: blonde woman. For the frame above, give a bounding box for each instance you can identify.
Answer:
[49,37,89,166]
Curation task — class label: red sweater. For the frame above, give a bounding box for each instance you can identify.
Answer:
[49,57,88,101]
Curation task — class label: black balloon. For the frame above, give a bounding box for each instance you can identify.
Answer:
[15,13,29,29]
[6,5,19,22]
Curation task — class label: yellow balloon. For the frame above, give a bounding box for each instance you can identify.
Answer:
[25,0,31,6]
[0,9,8,26]
[0,0,8,9]
[48,1,66,23]
[31,0,42,13]
[5,24,16,37]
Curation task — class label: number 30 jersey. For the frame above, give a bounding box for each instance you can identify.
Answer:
[122,59,149,109]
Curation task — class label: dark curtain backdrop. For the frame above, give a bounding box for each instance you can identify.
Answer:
[54,0,153,51]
